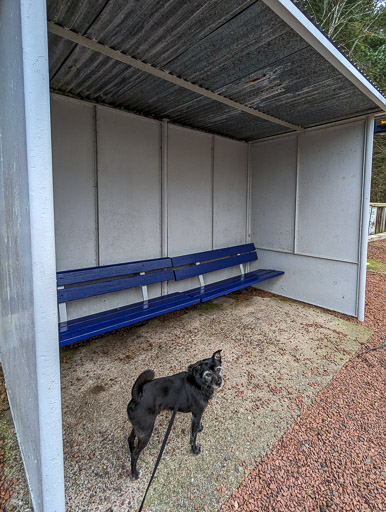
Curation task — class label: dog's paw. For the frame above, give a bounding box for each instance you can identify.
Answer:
[198,423,204,433]
[191,445,202,455]
[131,470,141,480]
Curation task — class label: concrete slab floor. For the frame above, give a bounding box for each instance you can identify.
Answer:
[4,294,372,512]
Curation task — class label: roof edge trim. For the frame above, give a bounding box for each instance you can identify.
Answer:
[263,0,386,111]
[47,21,302,132]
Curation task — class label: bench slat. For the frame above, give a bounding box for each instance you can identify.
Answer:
[174,252,257,281]
[59,292,200,346]
[58,269,174,303]
[186,269,285,301]
[171,243,255,267]
[57,257,172,285]
[60,292,183,331]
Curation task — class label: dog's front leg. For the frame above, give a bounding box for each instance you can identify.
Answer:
[190,413,203,455]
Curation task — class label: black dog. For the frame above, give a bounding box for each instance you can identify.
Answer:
[127,350,223,479]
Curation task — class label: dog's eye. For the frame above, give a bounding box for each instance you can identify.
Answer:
[215,366,222,374]
[202,371,212,382]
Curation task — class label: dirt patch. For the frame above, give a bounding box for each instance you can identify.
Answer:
[89,385,107,395]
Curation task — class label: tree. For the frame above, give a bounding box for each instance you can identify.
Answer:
[294,0,386,202]
[372,137,386,202]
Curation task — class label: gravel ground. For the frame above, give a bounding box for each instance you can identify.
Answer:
[0,375,20,512]
[0,239,384,512]
[41,295,370,512]
[221,238,386,512]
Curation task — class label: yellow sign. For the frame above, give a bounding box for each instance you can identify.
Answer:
[374,119,386,134]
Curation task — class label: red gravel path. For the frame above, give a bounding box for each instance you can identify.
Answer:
[221,239,386,512]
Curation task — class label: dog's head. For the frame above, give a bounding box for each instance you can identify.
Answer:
[188,350,223,390]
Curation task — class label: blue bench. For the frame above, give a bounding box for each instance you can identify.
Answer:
[57,244,284,347]
[57,258,200,347]
[172,243,284,302]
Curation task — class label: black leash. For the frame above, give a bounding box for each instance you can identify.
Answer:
[138,374,187,512]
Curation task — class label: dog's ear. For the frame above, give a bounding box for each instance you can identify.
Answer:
[188,362,202,373]
[212,350,222,361]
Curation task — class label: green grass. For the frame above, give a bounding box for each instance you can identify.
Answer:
[367,259,386,274]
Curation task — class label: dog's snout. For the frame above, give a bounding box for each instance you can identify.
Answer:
[202,369,223,389]
[213,369,224,389]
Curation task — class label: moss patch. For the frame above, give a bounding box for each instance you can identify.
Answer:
[367,259,386,274]
[60,344,79,364]
[193,301,223,313]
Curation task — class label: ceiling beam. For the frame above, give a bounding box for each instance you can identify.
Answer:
[47,21,303,132]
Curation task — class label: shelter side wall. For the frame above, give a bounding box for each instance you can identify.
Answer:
[250,121,367,317]
[0,1,64,511]
[51,96,248,317]
[0,1,42,505]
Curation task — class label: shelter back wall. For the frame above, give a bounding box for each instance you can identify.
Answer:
[51,95,248,320]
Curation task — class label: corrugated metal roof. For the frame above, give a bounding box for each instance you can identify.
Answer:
[47,0,385,141]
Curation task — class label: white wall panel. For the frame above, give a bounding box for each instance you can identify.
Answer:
[213,136,248,248]
[97,107,161,264]
[252,249,359,316]
[201,136,250,286]
[167,125,213,255]
[167,126,213,293]
[297,121,365,262]
[51,96,97,271]
[251,135,297,252]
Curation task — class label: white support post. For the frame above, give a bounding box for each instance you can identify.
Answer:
[196,262,205,288]
[238,254,245,276]
[0,1,67,510]
[161,120,168,296]
[140,272,149,303]
[357,115,375,321]
[294,132,302,255]
[57,287,67,324]
[245,143,252,273]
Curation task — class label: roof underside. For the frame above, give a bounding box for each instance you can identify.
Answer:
[47,0,382,141]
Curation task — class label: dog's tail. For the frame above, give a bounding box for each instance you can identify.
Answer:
[131,369,155,403]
